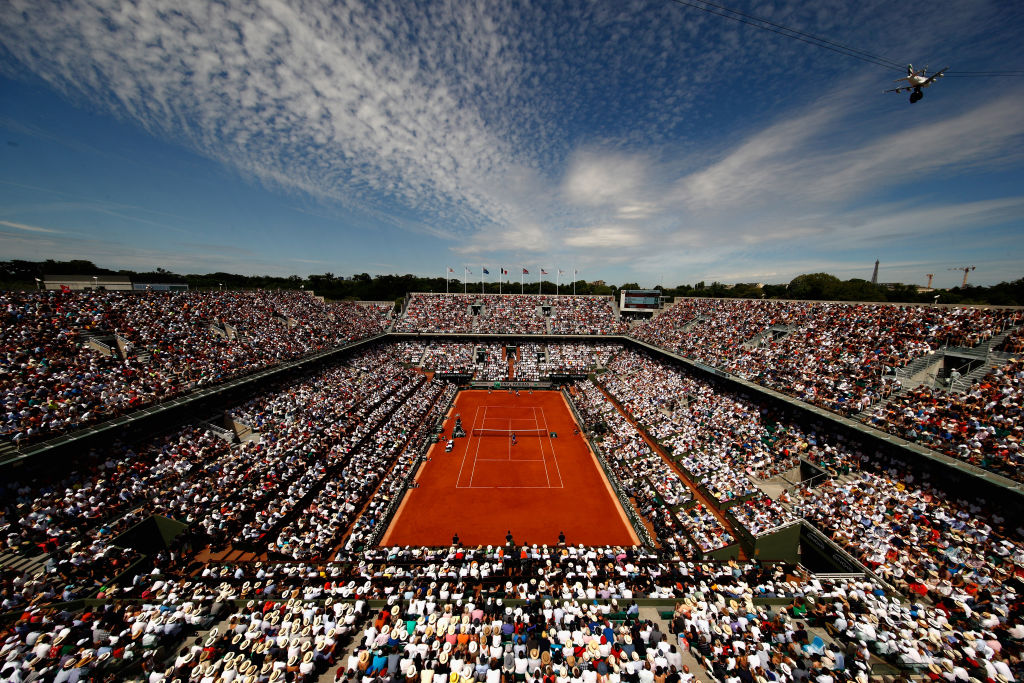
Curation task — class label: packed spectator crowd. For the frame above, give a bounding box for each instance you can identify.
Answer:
[633,299,1019,417]
[1002,328,1024,354]
[792,451,1023,611]
[628,301,1024,480]
[543,344,616,376]
[862,359,1024,480]
[2,326,1024,683]
[548,296,630,335]
[1,289,390,445]
[395,295,626,335]
[394,341,615,382]
[274,380,456,560]
[0,345,442,610]
[569,379,734,555]
[595,350,800,536]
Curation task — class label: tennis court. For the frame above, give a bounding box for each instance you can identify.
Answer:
[380,389,639,547]
[456,403,564,489]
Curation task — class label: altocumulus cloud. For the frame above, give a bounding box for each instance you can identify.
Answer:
[0,0,911,236]
[2,0,1022,282]
[0,0,554,233]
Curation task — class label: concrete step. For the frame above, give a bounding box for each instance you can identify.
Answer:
[0,549,48,574]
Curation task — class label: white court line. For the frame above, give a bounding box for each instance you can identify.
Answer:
[458,485,555,489]
[476,457,545,462]
[454,404,482,488]
[467,405,489,488]
[532,406,552,487]
[537,405,564,488]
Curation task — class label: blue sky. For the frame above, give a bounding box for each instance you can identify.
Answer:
[1,0,1023,288]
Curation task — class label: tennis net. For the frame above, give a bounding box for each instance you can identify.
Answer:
[471,428,548,437]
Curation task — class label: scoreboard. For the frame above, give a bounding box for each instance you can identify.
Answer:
[620,289,664,311]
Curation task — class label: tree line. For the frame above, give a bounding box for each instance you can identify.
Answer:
[1,260,1022,306]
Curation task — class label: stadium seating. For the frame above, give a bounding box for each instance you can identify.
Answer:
[395,294,628,335]
[2,296,1023,683]
[1,289,390,445]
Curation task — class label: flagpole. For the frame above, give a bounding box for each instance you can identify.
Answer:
[446,266,449,294]
[464,267,467,294]
[556,269,560,296]
[538,266,542,295]
[521,268,524,295]
[499,268,502,295]
[480,265,484,294]
[573,262,577,295]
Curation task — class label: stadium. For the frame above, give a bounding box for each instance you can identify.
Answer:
[1,286,1022,683]
[3,0,1024,681]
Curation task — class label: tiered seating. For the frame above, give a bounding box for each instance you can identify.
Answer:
[1,290,390,445]
[633,299,1016,417]
[2,340,1023,683]
[398,341,615,381]
[862,358,1024,480]
[599,350,799,534]
[394,294,477,333]
[396,294,625,335]
[569,380,733,553]
[794,464,1020,605]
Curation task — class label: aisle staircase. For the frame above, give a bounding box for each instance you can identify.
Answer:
[854,324,1022,418]
[0,547,49,577]
[948,356,1006,393]
[850,352,950,421]
[743,324,795,349]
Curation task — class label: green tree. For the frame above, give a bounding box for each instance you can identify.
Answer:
[787,273,842,300]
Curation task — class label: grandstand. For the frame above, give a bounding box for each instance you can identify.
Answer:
[1,289,1022,683]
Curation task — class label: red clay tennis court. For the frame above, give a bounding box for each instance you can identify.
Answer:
[380,389,639,548]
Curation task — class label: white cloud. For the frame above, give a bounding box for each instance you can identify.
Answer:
[677,105,839,208]
[452,221,552,255]
[562,151,650,207]
[1,0,1021,285]
[563,225,641,248]
[0,220,63,234]
[677,94,1024,210]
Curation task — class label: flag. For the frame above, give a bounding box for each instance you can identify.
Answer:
[541,269,549,275]
[447,267,454,273]
[522,268,529,274]
[558,269,565,275]
[482,268,490,275]
[501,268,508,275]
[60,284,70,293]
[465,267,472,274]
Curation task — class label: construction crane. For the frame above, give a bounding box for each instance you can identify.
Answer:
[925,274,934,289]
[948,266,975,287]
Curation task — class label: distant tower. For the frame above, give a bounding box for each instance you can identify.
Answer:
[871,260,879,285]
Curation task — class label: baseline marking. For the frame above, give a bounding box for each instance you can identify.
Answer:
[476,457,545,462]
[456,486,555,489]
